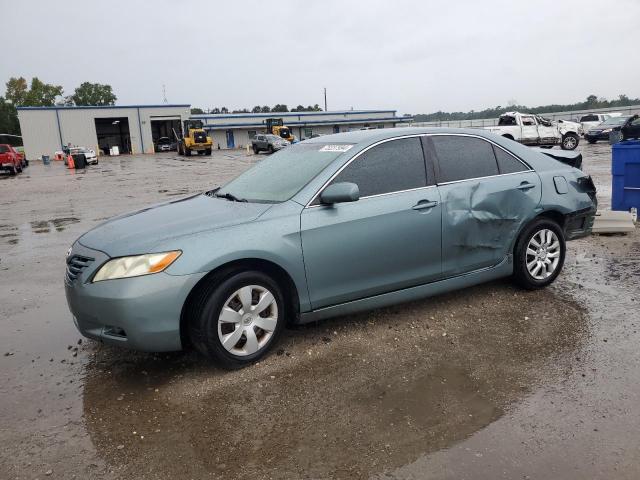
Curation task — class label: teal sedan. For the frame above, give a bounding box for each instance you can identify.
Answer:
[65,128,597,368]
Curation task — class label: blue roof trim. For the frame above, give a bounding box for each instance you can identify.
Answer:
[202,116,412,130]
[16,104,190,111]
[191,109,397,120]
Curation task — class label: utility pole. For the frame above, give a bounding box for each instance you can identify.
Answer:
[324,87,327,112]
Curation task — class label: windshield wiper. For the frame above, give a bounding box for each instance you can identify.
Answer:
[213,191,247,202]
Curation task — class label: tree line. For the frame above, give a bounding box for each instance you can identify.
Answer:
[412,94,640,122]
[190,104,323,115]
[0,76,116,135]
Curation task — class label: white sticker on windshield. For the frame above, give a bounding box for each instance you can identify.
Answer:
[319,145,353,153]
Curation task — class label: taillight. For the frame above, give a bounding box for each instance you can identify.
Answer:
[577,175,597,202]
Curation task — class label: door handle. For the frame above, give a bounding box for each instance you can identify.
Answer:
[516,182,536,191]
[412,200,438,211]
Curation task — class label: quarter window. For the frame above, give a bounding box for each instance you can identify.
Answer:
[431,136,499,183]
[493,146,528,174]
[331,137,427,197]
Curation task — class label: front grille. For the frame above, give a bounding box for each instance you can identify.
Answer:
[66,254,94,283]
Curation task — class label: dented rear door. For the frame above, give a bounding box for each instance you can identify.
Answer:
[428,135,541,277]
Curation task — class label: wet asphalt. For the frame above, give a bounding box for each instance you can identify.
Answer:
[0,143,638,479]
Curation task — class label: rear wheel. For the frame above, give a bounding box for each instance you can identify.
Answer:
[205,148,212,156]
[185,147,191,156]
[252,145,259,154]
[268,145,274,154]
[561,133,579,150]
[188,271,285,368]
[513,218,565,290]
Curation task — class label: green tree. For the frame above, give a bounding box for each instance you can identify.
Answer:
[5,77,63,106]
[0,97,20,135]
[251,105,262,113]
[220,106,229,114]
[272,104,288,112]
[71,82,116,106]
[260,106,271,113]
[190,107,204,114]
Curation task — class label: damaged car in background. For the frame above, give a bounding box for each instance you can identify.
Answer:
[486,111,582,150]
[65,128,597,368]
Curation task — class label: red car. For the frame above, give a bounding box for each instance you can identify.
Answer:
[0,144,23,175]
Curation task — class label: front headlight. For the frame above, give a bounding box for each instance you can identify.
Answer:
[92,251,181,282]
[602,128,612,134]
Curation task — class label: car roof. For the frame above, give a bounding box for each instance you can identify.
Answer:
[302,126,572,173]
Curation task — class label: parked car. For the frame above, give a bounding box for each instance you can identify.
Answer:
[65,128,597,368]
[0,144,23,175]
[252,134,290,154]
[578,112,621,133]
[69,147,98,165]
[155,136,176,152]
[584,116,631,143]
[485,111,582,150]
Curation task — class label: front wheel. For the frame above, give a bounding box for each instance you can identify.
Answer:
[205,148,212,156]
[513,218,565,290]
[188,271,285,368]
[561,133,579,150]
[252,145,259,154]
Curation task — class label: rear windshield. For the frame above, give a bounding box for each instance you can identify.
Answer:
[216,143,353,203]
[601,116,630,126]
[580,114,599,122]
[0,145,8,153]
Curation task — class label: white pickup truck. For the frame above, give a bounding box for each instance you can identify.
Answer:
[485,112,582,150]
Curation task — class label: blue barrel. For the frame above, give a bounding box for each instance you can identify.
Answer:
[612,140,640,211]
[42,155,50,165]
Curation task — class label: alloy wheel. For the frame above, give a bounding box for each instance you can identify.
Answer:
[526,229,561,280]
[217,285,278,356]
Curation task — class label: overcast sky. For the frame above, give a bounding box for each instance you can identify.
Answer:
[2,0,639,115]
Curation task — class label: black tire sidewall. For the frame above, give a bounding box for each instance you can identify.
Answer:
[514,218,566,289]
[191,271,285,368]
[562,133,578,150]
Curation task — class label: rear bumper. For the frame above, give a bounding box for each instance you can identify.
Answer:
[64,242,206,352]
[565,206,597,240]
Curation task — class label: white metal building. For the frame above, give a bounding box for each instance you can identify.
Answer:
[193,110,412,150]
[17,104,191,159]
[16,105,411,159]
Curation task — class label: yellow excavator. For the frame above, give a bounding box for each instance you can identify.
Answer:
[174,120,213,156]
[265,118,294,143]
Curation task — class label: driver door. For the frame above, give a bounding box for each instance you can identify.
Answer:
[300,137,442,309]
[519,115,539,144]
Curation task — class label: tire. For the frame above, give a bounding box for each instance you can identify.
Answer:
[185,147,191,156]
[188,270,285,368]
[513,218,566,290]
[205,148,212,156]
[268,145,274,154]
[9,165,17,176]
[252,145,259,154]
[16,163,22,173]
[587,138,597,144]
[561,133,579,150]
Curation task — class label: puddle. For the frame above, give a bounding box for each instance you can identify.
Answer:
[29,217,80,233]
[80,282,587,479]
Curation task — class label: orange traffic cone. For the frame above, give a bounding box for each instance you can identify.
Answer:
[67,155,75,169]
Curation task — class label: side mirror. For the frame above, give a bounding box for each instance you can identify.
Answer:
[320,182,360,205]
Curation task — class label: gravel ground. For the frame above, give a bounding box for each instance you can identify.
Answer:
[0,142,638,479]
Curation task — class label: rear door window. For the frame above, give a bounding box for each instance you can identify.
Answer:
[431,136,499,183]
[493,146,528,174]
[331,137,427,197]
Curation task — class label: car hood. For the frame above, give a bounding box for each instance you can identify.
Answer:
[78,193,273,257]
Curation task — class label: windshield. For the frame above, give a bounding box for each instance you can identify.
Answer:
[601,116,630,126]
[279,128,291,137]
[216,142,353,203]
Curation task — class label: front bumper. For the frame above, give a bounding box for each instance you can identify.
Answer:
[64,241,206,352]
[585,132,609,141]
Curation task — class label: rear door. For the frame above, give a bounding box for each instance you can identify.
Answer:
[428,134,541,277]
[300,136,442,309]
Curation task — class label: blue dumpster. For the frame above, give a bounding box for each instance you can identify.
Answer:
[612,140,640,211]
[42,155,50,165]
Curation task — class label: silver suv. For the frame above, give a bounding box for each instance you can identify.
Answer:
[252,134,290,154]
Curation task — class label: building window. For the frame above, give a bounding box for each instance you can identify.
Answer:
[304,128,313,138]
[248,130,257,139]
